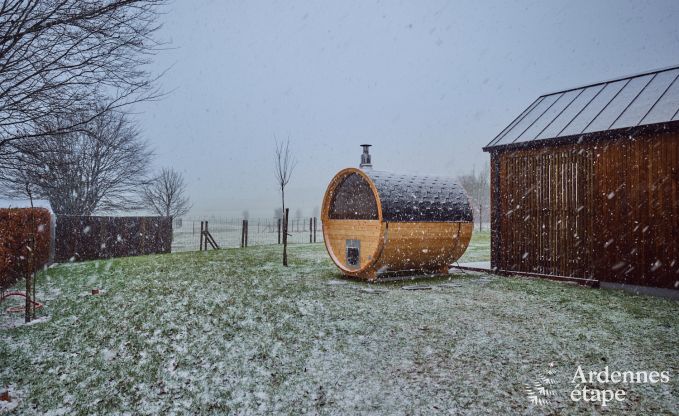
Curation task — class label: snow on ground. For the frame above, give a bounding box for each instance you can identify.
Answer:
[0,315,50,331]
[0,232,677,415]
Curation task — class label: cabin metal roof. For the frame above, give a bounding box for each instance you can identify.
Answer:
[484,65,679,151]
[364,170,473,223]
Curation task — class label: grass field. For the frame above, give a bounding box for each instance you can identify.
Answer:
[1,231,677,414]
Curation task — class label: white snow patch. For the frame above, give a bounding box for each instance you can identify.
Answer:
[1,315,50,330]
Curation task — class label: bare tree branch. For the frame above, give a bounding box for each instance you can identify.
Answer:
[0,0,167,158]
[1,107,153,215]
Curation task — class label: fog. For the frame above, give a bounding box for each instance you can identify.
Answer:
[136,0,679,218]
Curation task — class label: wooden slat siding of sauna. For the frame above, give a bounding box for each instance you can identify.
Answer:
[507,155,517,270]
[646,139,657,283]
[673,134,679,282]
[490,154,500,269]
[599,142,612,281]
[377,222,472,271]
[638,138,649,284]
[564,150,570,274]
[492,131,679,288]
[515,154,523,270]
[629,140,640,281]
[662,138,668,281]
[522,153,530,271]
[570,149,578,276]
[672,135,679,281]
[650,138,661,284]
[627,140,639,281]
[539,152,546,273]
[324,219,381,269]
[656,137,666,284]
[661,136,674,283]
[491,153,502,269]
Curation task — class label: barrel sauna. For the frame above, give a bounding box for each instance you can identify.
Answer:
[321,145,474,280]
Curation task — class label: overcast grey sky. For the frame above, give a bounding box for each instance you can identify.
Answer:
[136,0,679,218]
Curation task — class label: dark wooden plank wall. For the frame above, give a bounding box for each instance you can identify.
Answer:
[55,216,172,262]
[490,131,679,289]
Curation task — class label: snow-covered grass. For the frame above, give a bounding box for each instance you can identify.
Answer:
[458,229,490,263]
[1,240,677,414]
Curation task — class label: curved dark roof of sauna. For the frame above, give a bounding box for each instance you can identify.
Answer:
[364,170,473,223]
[484,64,679,151]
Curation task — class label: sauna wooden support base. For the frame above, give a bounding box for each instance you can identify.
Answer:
[368,266,452,282]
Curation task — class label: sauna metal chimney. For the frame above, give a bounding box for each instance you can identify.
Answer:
[359,144,372,169]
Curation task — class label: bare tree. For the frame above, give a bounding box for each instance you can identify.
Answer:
[142,168,191,218]
[0,0,166,165]
[458,163,490,231]
[274,139,296,266]
[3,109,152,215]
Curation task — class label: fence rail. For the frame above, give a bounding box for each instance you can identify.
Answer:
[172,217,323,252]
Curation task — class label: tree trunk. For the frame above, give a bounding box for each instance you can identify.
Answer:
[282,188,288,266]
[283,208,289,267]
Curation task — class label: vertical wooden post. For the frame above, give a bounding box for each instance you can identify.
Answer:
[241,220,244,248]
[309,218,313,243]
[283,208,289,266]
[245,220,248,247]
[313,217,317,243]
[277,218,281,244]
[199,221,204,251]
[206,221,210,251]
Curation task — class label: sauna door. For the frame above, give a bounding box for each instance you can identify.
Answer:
[346,239,360,269]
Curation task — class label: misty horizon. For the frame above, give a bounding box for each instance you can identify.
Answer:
[134,0,679,218]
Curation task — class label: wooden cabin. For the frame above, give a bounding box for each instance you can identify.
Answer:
[321,145,473,280]
[484,65,679,290]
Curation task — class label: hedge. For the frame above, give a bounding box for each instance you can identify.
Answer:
[0,208,51,290]
[55,216,172,262]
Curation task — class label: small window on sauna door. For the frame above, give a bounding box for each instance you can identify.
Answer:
[346,239,360,269]
[329,173,378,219]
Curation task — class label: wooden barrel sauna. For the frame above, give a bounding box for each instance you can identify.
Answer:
[321,146,474,280]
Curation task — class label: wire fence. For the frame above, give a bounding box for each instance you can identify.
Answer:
[172,217,323,252]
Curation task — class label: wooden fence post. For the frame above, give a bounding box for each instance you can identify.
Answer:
[245,220,248,247]
[277,218,281,244]
[205,221,209,251]
[241,219,249,248]
[199,221,204,251]
[309,218,313,243]
[313,217,317,243]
